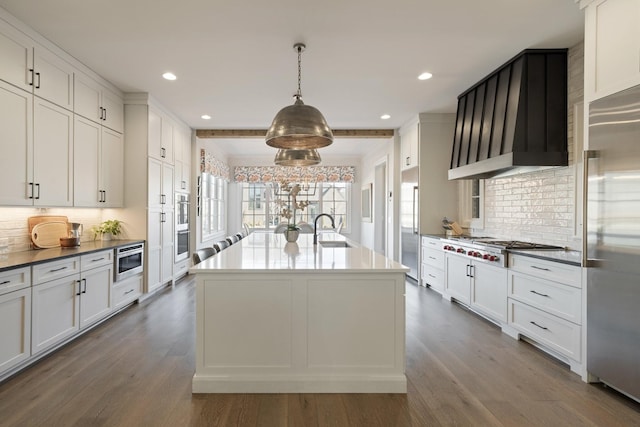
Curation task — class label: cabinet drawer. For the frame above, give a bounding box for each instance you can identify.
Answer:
[509,254,582,288]
[113,275,142,308]
[0,267,31,296]
[509,271,581,324]
[80,250,113,270]
[422,247,444,268]
[421,236,441,248]
[421,263,444,291]
[32,257,80,285]
[508,299,581,362]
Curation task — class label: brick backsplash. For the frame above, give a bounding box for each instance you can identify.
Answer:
[0,208,105,253]
[472,42,584,249]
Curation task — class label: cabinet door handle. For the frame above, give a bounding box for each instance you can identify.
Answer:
[0,280,10,285]
[28,68,35,86]
[102,190,107,203]
[82,278,87,294]
[406,156,410,166]
[465,265,470,277]
[161,212,166,223]
[103,108,107,121]
[531,265,551,272]
[181,180,186,190]
[530,290,550,297]
[28,182,35,199]
[99,107,103,120]
[35,72,41,89]
[530,321,548,331]
[76,280,82,296]
[161,147,166,158]
[35,183,40,199]
[468,265,474,278]
[50,266,68,272]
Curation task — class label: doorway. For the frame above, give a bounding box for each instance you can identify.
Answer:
[374,161,387,255]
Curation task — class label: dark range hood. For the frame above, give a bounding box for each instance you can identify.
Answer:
[448,49,568,180]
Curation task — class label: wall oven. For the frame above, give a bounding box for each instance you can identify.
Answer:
[176,193,190,262]
[115,242,144,282]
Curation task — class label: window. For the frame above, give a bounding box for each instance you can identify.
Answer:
[240,182,351,231]
[200,173,226,239]
[460,179,484,230]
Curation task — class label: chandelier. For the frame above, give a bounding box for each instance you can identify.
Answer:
[265,43,333,151]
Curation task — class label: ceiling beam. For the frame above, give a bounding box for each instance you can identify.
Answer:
[195,129,395,138]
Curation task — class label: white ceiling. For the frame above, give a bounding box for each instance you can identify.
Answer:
[0,0,584,158]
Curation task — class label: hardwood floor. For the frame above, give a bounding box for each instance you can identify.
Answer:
[1,276,639,426]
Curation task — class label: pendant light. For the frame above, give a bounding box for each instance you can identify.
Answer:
[274,148,322,166]
[266,43,333,150]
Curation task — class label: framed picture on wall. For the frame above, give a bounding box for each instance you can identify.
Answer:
[362,183,372,222]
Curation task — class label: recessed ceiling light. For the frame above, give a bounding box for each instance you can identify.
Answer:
[418,72,433,80]
[201,114,211,120]
[162,72,177,81]
[380,114,391,120]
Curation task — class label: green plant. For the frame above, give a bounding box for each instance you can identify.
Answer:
[91,219,122,238]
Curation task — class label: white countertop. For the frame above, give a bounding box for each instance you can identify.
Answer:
[190,232,409,274]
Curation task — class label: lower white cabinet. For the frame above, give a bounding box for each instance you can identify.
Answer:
[0,267,32,376]
[507,254,583,370]
[421,236,444,293]
[32,253,113,355]
[113,274,143,309]
[445,253,508,323]
[32,273,80,355]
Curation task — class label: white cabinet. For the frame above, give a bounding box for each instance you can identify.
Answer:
[147,158,174,292]
[113,274,143,309]
[400,120,419,171]
[0,84,73,207]
[0,267,31,376]
[507,254,583,371]
[33,97,74,206]
[74,72,124,133]
[74,115,123,207]
[0,21,73,109]
[445,252,508,323]
[174,124,191,193]
[32,45,74,110]
[0,80,32,206]
[420,236,444,293]
[584,0,640,101]
[0,19,34,92]
[148,108,174,164]
[32,253,113,355]
[32,266,80,355]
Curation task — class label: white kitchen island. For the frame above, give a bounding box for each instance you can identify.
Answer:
[189,232,408,393]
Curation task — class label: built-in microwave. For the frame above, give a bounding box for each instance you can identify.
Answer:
[176,229,189,262]
[114,243,144,282]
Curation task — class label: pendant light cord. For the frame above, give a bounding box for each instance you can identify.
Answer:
[297,44,302,99]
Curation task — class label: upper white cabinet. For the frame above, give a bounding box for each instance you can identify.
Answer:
[174,123,191,193]
[584,0,640,101]
[0,20,73,109]
[400,119,419,171]
[33,97,74,206]
[74,115,123,207]
[0,19,34,93]
[148,108,175,164]
[33,46,74,110]
[74,72,124,133]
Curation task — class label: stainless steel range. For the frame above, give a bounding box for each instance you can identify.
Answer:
[441,237,564,268]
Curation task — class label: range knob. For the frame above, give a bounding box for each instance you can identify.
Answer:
[483,254,489,260]
[475,252,482,258]
[489,255,497,262]
[468,251,475,257]
[457,248,465,254]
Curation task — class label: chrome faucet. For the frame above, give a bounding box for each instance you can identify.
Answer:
[313,213,335,245]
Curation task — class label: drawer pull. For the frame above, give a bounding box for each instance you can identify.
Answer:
[124,289,135,295]
[50,266,68,272]
[92,258,105,262]
[530,321,549,331]
[428,274,436,278]
[531,265,551,272]
[0,280,10,285]
[429,256,436,260]
[530,290,550,297]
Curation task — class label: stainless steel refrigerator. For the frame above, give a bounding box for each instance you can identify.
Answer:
[401,168,419,280]
[586,84,640,402]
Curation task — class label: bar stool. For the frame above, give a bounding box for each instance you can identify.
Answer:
[193,247,217,264]
[214,240,229,252]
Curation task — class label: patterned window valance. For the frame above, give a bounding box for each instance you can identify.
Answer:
[200,149,230,180]
[233,165,355,183]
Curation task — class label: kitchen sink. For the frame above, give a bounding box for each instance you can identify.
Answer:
[319,241,351,248]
